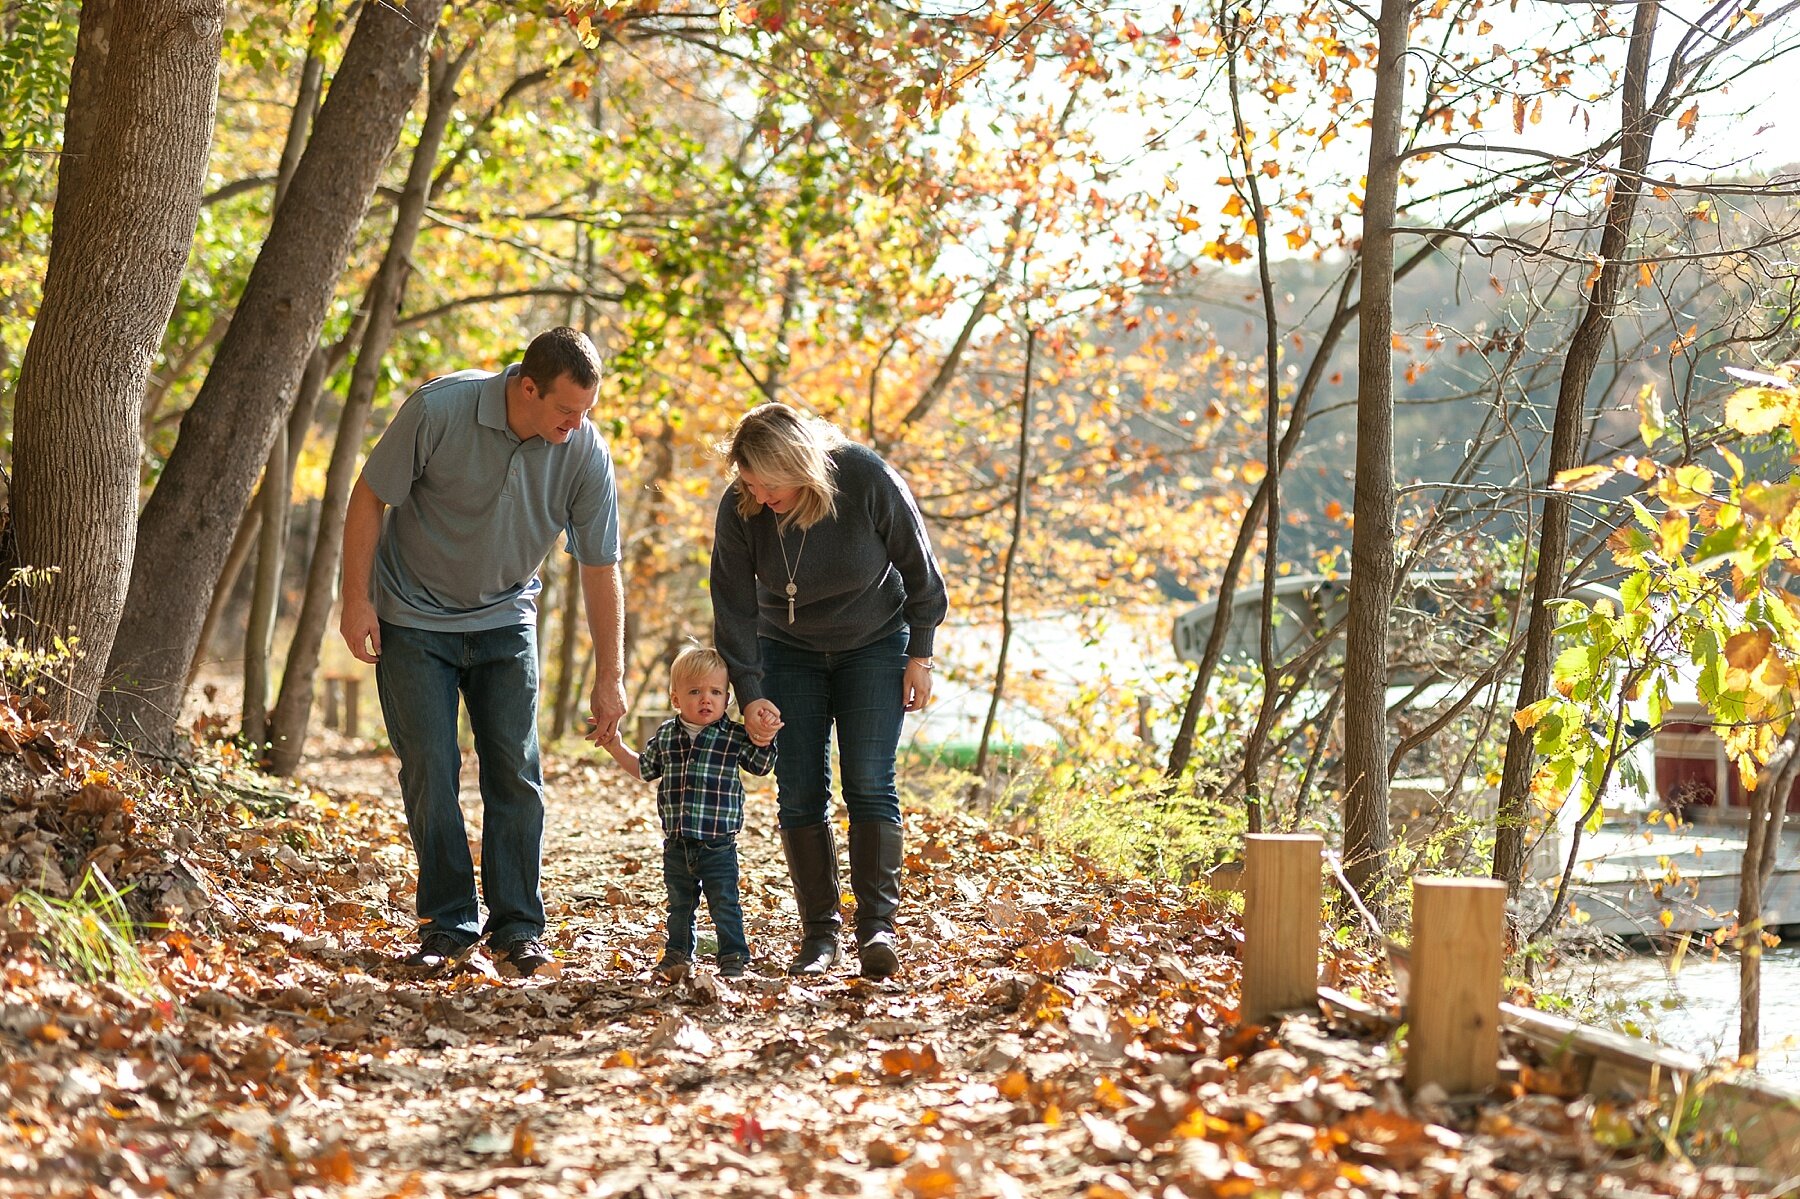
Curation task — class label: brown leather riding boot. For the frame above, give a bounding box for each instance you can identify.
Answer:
[849,821,903,979]
[780,823,842,975]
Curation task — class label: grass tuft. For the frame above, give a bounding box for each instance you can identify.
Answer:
[7,867,162,995]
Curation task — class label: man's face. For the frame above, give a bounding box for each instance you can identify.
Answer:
[672,668,729,727]
[524,372,598,443]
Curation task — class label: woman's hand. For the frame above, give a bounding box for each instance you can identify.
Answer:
[902,658,933,712]
[744,698,784,743]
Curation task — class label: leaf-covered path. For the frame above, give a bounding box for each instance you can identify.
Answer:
[0,725,1781,1197]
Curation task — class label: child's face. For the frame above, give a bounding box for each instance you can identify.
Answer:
[672,668,729,726]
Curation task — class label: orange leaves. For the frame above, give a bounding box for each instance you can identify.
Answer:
[1724,628,1772,672]
[1677,103,1699,141]
[879,1043,945,1080]
[1582,254,1605,294]
[901,1160,959,1198]
[1201,239,1252,264]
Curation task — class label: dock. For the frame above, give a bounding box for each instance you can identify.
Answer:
[1539,816,1800,938]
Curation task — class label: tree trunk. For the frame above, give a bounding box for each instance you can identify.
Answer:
[552,550,584,740]
[265,41,467,775]
[1738,722,1800,1058]
[98,0,445,750]
[227,2,334,727]
[1339,0,1408,904]
[53,0,117,213]
[188,345,332,691]
[1227,2,1282,835]
[242,422,289,747]
[974,328,1035,788]
[1164,270,1358,777]
[8,0,221,730]
[1493,2,1659,890]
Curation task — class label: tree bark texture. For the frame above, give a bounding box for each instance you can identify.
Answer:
[1492,2,1659,890]
[8,0,221,730]
[242,422,289,747]
[265,43,466,775]
[51,0,118,215]
[1339,0,1408,904]
[98,0,444,749]
[188,343,332,692]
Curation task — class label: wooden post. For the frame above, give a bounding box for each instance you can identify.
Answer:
[1240,834,1323,1024]
[636,708,672,750]
[1406,877,1507,1095]
[322,676,341,732]
[342,676,361,739]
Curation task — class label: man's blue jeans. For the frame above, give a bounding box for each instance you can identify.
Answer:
[663,836,748,960]
[761,628,908,829]
[375,620,545,948]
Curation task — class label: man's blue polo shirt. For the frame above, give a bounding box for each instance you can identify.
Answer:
[360,364,621,632]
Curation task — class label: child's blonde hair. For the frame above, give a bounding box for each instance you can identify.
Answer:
[669,645,730,694]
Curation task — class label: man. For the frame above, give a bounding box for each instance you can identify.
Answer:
[340,327,627,977]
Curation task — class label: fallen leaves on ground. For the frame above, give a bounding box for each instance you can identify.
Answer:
[0,687,1779,1197]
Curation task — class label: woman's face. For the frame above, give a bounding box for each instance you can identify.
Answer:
[736,465,800,514]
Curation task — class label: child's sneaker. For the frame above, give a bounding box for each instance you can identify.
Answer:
[653,951,691,982]
[718,953,749,979]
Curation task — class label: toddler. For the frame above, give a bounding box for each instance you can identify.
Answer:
[598,646,777,979]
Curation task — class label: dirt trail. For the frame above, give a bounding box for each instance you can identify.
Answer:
[0,733,1777,1197]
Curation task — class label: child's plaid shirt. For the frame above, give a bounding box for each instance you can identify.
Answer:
[638,716,777,840]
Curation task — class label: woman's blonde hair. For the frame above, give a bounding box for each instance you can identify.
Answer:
[724,402,847,530]
[669,645,729,694]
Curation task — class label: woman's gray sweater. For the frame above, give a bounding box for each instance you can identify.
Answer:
[711,443,948,705]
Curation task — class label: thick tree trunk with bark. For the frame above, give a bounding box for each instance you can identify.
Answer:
[1339,0,1408,904]
[265,44,468,775]
[97,0,444,749]
[1493,3,1659,890]
[8,0,221,730]
[189,346,333,692]
[54,0,117,212]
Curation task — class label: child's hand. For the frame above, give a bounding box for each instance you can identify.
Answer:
[744,698,783,745]
[586,717,621,749]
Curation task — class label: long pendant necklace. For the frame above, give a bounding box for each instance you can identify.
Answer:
[776,523,808,625]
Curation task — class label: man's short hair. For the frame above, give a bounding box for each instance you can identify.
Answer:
[521,327,602,393]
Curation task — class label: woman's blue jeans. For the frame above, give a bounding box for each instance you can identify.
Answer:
[761,629,908,830]
[375,620,546,947]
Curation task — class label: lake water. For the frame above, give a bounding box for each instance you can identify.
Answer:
[1550,948,1800,1089]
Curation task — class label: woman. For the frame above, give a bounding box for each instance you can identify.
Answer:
[711,403,947,979]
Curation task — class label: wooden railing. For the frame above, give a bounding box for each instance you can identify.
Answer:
[1235,832,1800,1176]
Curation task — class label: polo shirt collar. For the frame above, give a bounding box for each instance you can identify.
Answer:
[477,364,520,435]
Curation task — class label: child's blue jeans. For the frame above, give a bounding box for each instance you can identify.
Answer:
[663,835,748,961]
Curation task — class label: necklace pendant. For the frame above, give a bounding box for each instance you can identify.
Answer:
[787,596,796,624]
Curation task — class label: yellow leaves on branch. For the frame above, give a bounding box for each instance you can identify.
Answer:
[1724,628,1773,672]
[1724,386,1800,438]
[1550,463,1616,493]
[1656,464,1714,511]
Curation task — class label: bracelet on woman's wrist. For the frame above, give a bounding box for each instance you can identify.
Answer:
[910,657,934,671]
